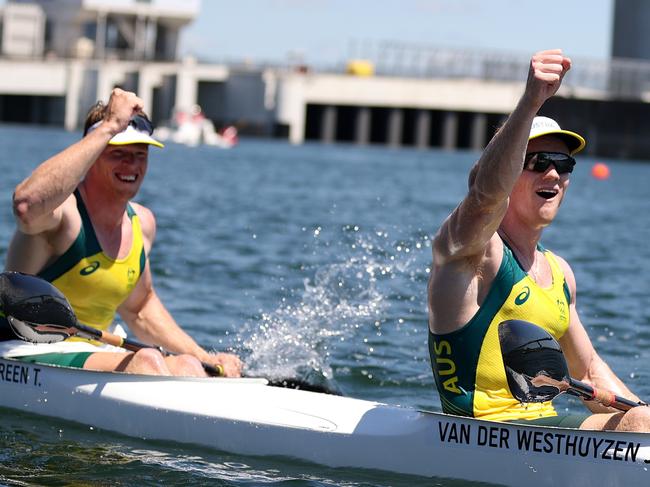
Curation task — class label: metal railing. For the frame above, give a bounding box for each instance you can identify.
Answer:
[6,35,650,101]
[344,40,650,100]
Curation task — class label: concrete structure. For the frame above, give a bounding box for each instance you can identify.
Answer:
[272,72,520,149]
[0,0,233,131]
[612,0,650,60]
[0,3,45,58]
[267,67,650,158]
[0,1,268,134]
[4,1,650,158]
[12,0,200,61]
[609,0,650,99]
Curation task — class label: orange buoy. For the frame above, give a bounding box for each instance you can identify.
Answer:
[591,162,610,180]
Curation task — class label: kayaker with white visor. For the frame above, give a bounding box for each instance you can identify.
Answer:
[2,88,242,377]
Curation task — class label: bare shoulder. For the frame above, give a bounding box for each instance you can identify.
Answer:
[432,192,508,265]
[129,201,156,241]
[428,234,503,333]
[432,233,503,277]
[551,252,577,289]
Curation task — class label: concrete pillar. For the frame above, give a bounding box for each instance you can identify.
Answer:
[97,64,127,100]
[134,16,146,60]
[289,102,306,145]
[355,107,371,145]
[138,66,165,118]
[144,18,157,60]
[470,113,487,151]
[415,109,431,149]
[274,71,306,144]
[388,108,403,147]
[175,58,198,110]
[65,60,84,131]
[31,96,40,123]
[442,111,459,150]
[321,105,337,143]
[95,12,106,59]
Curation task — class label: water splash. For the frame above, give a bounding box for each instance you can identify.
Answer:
[240,225,431,384]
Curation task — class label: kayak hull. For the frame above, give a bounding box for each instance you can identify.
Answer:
[1,356,649,486]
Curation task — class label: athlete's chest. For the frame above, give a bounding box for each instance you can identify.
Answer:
[91,215,135,260]
[504,277,570,337]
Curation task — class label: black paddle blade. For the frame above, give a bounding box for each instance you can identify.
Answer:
[0,272,76,330]
[498,320,570,403]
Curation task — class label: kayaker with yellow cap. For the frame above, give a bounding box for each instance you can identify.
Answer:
[3,88,242,377]
[428,49,650,431]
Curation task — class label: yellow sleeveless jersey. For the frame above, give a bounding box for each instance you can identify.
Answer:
[38,190,146,331]
[429,241,571,421]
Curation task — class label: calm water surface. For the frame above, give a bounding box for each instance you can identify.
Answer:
[0,125,649,486]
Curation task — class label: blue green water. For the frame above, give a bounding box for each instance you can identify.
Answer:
[0,125,649,486]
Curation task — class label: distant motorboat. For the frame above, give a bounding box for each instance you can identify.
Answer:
[154,105,238,149]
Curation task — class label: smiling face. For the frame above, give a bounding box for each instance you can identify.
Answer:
[508,135,572,229]
[87,143,149,200]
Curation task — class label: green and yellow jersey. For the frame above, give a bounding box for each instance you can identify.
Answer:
[429,242,571,421]
[37,190,146,333]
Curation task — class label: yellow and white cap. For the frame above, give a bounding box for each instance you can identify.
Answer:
[529,116,585,155]
[87,115,164,148]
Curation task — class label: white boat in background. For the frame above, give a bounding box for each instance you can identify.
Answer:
[1,341,649,486]
[154,105,238,149]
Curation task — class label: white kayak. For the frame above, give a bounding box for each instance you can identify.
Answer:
[1,343,650,486]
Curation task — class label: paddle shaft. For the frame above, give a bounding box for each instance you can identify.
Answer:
[70,321,224,376]
[568,378,646,411]
[67,321,340,393]
[1,272,338,393]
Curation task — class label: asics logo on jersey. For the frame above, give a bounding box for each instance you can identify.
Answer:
[515,286,531,305]
[80,261,100,276]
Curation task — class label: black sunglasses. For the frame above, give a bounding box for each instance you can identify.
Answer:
[524,152,576,175]
[129,114,154,135]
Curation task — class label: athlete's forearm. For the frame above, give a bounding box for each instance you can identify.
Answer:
[121,289,206,359]
[433,52,565,263]
[587,356,642,405]
[13,125,118,228]
[12,88,141,229]
[471,103,535,202]
[431,107,532,263]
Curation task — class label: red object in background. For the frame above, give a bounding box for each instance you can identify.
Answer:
[591,162,611,180]
[221,126,239,146]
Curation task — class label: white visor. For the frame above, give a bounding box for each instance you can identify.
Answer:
[87,120,164,148]
[528,116,585,155]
